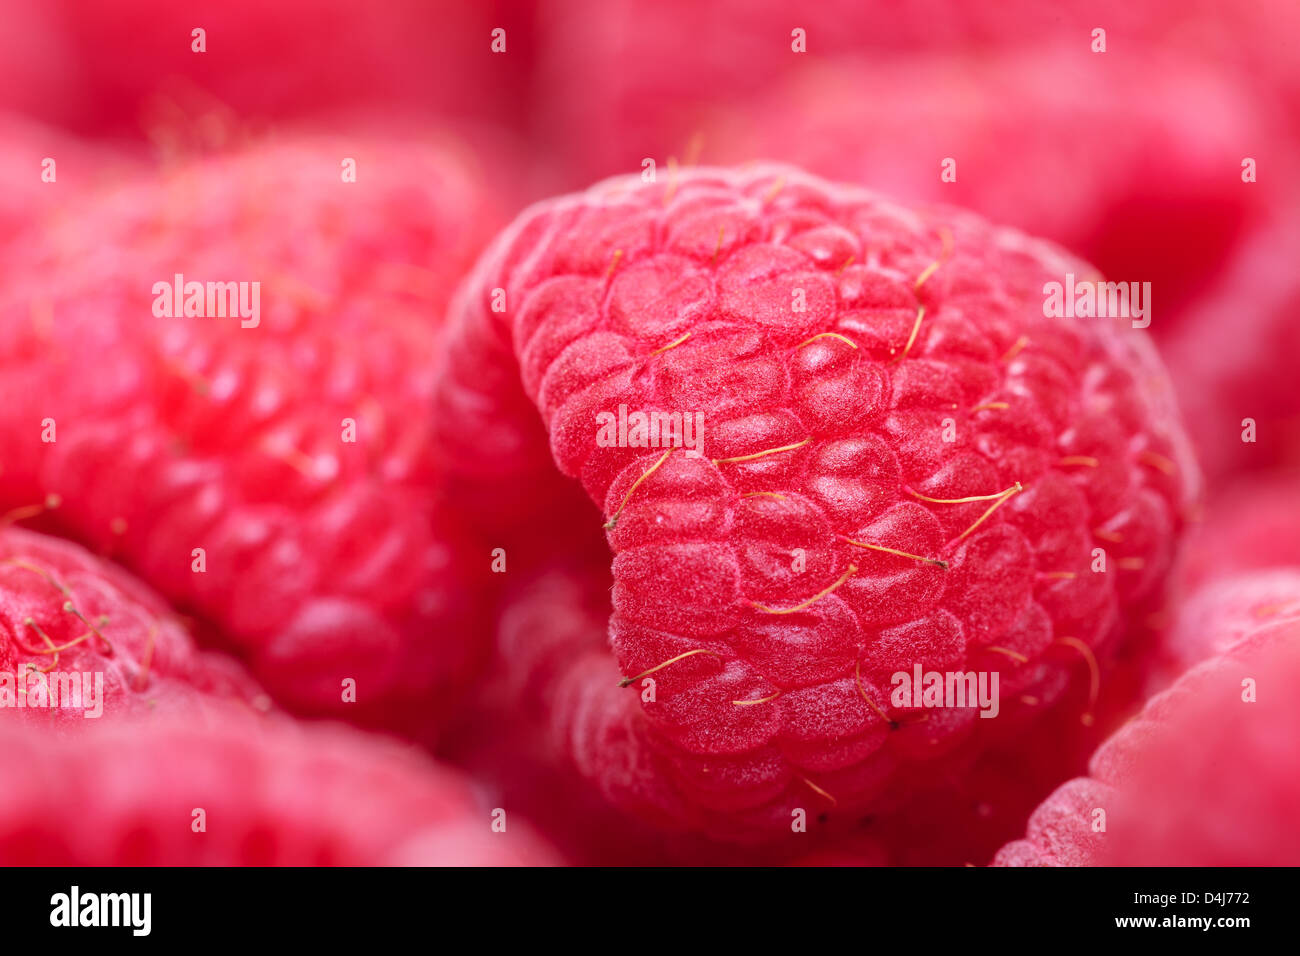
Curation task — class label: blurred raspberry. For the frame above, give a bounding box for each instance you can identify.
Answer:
[0,112,144,259]
[1150,567,1300,690]
[3,1,533,137]
[0,711,560,865]
[0,4,82,129]
[0,128,504,742]
[702,49,1282,324]
[1178,469,1300,589]
[1162,222,1300,485]
[535,0,1300,184]
[536,0,1134,181]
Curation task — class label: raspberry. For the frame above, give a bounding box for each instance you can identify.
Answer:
[435,164,1197,838]
[0,526,267,724]
[537,1,1299,191]
[0,711,559,865]
[1162,222,1300,484]
[994,594,1300,865]
[0,131,500,740]
[1151,568,1300,690]
[1179,469,1300,589]
[462,556,1144,862]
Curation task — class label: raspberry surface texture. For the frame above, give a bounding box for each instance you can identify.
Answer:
[0,526,267,725]
[994,588,1300,866]
[0,131,499,741]
[435,163,1198,837]
[0,712,559,866]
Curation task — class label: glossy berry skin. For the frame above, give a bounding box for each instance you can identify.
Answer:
[0,712,560,866]
[0,526,266,725]
[994,584,1300,866]
[0,131,499,741]
[435,164,1197,838]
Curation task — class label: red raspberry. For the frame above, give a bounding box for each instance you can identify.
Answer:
[0,711,560,865]
[459,555,1145,863]
[0,131,500,741]
[0,526,267,724]
[994,591,1300,865]
[537,0,1089,180]
[435,164,1197,838]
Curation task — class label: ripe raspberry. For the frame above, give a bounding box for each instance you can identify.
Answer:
[0,711,559,865]
[994,596,1300,866]
[462,555,1146,863]
[0,131,500,740]
[434,164,1197,838]
[0,526,267,724]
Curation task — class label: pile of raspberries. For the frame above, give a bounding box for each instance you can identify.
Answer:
[1,1,1298,866]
